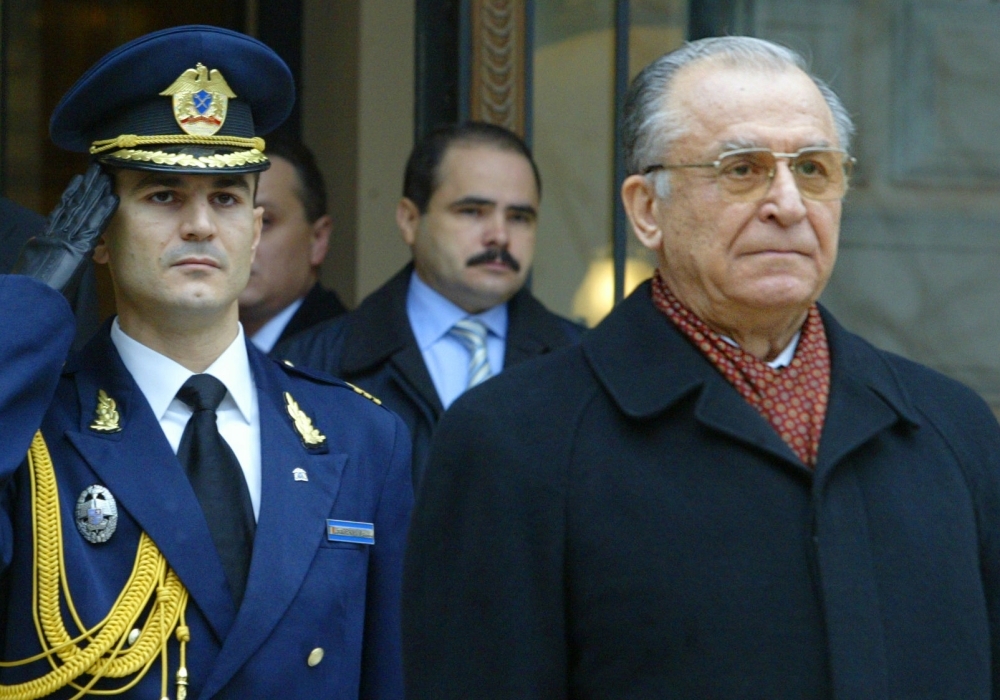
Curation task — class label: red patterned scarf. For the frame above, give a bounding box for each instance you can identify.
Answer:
[651,273,830,467]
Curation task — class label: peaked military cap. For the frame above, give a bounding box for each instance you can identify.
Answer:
[50,25,294,174]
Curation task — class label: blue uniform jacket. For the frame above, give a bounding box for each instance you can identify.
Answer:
[405,280,1000,699]
[0,277,413,699]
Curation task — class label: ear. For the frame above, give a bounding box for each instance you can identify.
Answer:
[621,173,664,254]
[309,214,333,267]
[92,232,111,265]
[396,198,421,247]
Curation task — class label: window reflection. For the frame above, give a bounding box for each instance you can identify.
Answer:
[532,0,687,326]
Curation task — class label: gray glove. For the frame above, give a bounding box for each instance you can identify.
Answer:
[12,163,118,292]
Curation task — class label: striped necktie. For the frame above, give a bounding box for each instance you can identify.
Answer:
[449,318,493,389]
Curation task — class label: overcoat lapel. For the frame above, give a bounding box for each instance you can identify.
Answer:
[389,344,444,417]
[584,284,804,469]
[694,379,804,467]
[585,285,922,476]
[63,332,236,641]
[199,348,348,698]
[504,287,579,367]
[812,309,921,488]
[340,264,444,418]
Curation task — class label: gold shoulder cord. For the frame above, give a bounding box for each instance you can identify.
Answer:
[0,431,191,700]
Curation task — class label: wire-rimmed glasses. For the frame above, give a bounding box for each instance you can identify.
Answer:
[642,147,855,202]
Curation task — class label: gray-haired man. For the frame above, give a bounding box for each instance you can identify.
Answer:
[403,36,1000,699]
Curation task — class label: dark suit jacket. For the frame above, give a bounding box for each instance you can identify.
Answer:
[271,281,348,353]
[404,280,1000,699]
[0,276,413,699]
[277,264,585,488]
[0,196,101,350]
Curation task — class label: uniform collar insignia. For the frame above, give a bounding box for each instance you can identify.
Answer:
[284,392,327,447]
[159,62,237,136]
[90,389,122,433]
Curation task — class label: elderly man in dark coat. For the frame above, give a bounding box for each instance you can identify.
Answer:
[403,36,1000,699]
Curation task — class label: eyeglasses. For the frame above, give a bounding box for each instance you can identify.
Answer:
[642,147,856,202]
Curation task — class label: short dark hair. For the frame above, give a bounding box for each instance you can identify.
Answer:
[403,122,541,213]
[263,135,327,223]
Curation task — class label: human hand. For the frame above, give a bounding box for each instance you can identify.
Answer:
[12,163,118,291]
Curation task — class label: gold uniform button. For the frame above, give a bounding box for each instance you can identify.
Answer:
[307,648,324,667]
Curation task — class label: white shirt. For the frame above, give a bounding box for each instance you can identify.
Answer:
[406,271,508,409]
[111,318,262,520]
[249,296,304,353]
[721,331,801,369]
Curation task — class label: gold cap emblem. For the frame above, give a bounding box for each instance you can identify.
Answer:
[159,63,236,136]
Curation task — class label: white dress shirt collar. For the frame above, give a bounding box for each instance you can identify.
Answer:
[720,330,801,369]
[249,296,304,353]
[407,270,508,350]
[110,317,255,423]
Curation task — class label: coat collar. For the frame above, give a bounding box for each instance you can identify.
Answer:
[583,281,922,474]
[277,282,347,347]
[505,280,581,365]
[338,263,442,417]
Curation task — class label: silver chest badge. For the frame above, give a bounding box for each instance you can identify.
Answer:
[75,485,119,544]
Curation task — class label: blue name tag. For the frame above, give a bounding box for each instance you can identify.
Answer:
[327,519,375,545]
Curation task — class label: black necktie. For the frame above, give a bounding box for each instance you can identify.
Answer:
[176,374,255,608]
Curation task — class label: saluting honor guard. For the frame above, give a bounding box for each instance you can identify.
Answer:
[0,26,412,699]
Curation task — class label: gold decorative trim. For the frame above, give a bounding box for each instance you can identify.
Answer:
[284,392,327,447]
[89,389,122,433]
[345,382,382,406]
[90,134,265,155]
[103,148,267,169]
[469,0,526,135]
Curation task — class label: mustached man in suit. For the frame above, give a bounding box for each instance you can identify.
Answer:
[280,122,584,488]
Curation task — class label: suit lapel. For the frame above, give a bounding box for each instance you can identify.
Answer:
[504,287,578,367]
[199,349,347,698]
[64,333,236,641]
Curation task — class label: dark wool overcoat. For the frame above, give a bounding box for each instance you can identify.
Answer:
[404,280,1000,700]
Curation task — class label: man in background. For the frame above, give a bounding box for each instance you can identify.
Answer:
[280,122,584,487]
[239,136,346,354]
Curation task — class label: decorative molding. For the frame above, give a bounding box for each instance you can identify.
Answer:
[469,0,526,135]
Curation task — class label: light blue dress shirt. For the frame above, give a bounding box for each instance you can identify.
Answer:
[406,271,508,409]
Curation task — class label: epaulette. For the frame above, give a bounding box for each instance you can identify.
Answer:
[277,359,384,407]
